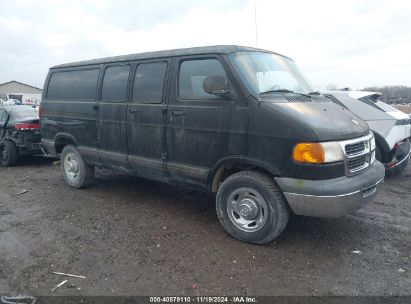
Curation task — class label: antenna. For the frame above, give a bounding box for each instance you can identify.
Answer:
[254,0,261,102]
[254,0,258,47]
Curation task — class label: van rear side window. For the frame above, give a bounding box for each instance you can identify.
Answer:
[102,65,130,101]
[132,62,167,103]
[47,69,100,100]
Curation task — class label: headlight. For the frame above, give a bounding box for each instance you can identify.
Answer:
[293,142,344,164]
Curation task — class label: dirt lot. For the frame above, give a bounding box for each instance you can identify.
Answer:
[0,156,410,296]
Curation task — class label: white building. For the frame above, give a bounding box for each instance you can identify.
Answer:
[0,80,42,105]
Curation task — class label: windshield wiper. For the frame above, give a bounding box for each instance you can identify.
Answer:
[260,89,311,98]
[308,91,321,95]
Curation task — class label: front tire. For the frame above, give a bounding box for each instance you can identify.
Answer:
[0,140,18,167]
[376,145,408,176]
[216,171,289,245]
[385,154,409,176]
[60,144,94,188]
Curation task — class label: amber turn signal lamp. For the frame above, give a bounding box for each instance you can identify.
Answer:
[293,143,325,164]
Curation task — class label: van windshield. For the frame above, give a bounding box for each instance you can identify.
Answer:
[228,52,314,98]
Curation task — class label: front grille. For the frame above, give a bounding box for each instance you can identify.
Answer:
[345,142,365,155]
[339,132,375,175]
[395,118,411,126]
[347,155,366,171]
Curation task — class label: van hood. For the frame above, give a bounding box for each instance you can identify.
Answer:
[261,96,369,141]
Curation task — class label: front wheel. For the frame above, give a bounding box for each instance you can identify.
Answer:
[385,154,409,176]
[376,145,409,176]
[60,144,94,188]
[216,171,289,245]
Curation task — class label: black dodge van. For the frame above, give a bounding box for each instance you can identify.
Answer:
[41,45,385,244]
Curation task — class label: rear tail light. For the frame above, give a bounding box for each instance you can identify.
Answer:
[14,123,40,130]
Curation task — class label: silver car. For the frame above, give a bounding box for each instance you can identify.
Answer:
[323,90,411,174]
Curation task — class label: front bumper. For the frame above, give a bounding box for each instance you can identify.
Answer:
[275,161,385,218]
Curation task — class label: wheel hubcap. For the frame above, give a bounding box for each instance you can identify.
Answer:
[64,152,79,181]
[227,187,268,232]
[239,198,258,220]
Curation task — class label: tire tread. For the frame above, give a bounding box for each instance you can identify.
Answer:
[0,140,18,167]
[60,144,94,188]
[216,170,289,245]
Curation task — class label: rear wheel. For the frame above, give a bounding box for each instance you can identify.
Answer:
[216,171,289,245]
[0,140,18,167]
[60,144,94,188]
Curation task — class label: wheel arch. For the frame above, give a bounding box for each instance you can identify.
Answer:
[373,131,392,163]
[208,156,281,192]
[53,133,79,154]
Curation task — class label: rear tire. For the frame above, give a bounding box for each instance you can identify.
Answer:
[60,144,94,188]
[0,140,18,167]
[216,171,289,245]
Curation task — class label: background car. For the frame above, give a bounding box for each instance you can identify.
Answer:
[0,105,41,166]
[323,90,411,174]
[0,98,22,105]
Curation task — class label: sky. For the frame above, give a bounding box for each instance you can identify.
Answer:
[0,0,410,90]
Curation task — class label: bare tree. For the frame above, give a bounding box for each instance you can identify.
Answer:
[362,86,411,104]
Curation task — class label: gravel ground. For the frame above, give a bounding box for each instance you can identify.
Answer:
[0,156,410,296]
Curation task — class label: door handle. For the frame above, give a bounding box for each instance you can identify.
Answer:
[171,110,185,116]
[128,108,141,114]
[93,105,99,111]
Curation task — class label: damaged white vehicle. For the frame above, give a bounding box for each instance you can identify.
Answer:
[323,91,411,174]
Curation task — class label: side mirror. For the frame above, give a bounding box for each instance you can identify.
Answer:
[203,76,230,97]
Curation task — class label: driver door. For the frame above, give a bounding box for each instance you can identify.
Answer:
[165,55,248,187]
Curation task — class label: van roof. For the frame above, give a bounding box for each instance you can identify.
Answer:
[51,45,290,69]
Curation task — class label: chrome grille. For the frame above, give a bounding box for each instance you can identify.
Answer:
[345,142,365,155]
[338,132,375,176]
[347,155,366,171]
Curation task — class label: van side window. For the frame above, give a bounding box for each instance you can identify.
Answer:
[132,62,167,103]
[102,65,131,101]
[47,69,100,100]
[179,59,228,100]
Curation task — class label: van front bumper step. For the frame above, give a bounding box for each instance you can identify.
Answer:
[275,161,385,218]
